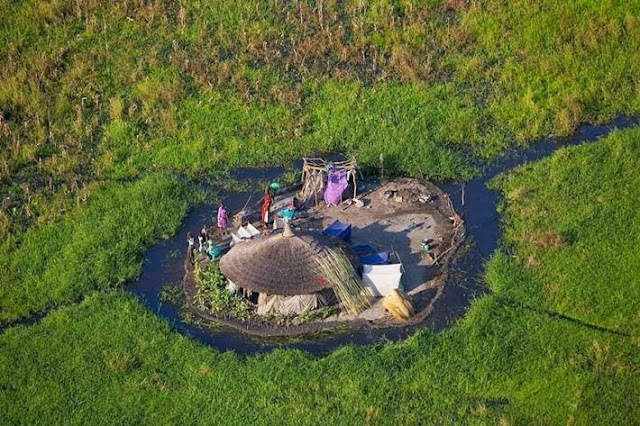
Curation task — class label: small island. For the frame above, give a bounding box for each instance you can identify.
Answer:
[182,158,465,337]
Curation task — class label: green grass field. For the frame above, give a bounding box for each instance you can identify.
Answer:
[2,0,640,424]
[2,125,640,425]
[0,173,199,323]
[2,0,639,240]
[487,128,640,336]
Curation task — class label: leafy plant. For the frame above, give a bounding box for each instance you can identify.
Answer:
[193,261,251,320]
[295,306,339,324]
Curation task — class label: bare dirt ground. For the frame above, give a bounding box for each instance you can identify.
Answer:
[275,178,460,323]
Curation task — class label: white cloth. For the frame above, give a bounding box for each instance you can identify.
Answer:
[230,232,242,246]
[226,280,238,294]
[257,293,319,315]
[362,264,403,297]
[246,223,261,237]
[237,226,252,239]
[272,217,286,230]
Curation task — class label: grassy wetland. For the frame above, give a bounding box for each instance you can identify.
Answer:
[2,0,640,424]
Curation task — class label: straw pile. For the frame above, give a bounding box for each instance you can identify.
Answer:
[315,247,372,315]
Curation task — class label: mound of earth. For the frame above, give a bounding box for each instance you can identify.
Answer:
[183,178,464,338]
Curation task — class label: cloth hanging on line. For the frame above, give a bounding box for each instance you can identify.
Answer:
[323,169,348,206]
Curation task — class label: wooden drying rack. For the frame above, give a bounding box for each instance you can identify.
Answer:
[301,157,359,206]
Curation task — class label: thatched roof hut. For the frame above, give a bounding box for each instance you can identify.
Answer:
[219,230,359,296]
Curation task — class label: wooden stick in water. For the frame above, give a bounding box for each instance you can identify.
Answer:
[241,195,252,212]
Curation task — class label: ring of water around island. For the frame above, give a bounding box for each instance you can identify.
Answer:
[127,117,640,355]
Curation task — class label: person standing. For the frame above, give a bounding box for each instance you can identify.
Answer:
[187,231,195,262]
[198,233,204,252]
[217,203,228,231]
[261,188,273,227]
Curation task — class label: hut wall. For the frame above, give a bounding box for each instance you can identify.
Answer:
[257,293,321,315]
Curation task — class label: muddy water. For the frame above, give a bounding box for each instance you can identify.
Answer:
[128,117,639,355]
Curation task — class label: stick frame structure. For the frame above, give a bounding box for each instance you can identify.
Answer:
[301,157,359,205]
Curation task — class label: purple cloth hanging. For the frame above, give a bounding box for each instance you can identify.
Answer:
[323,169,348,206]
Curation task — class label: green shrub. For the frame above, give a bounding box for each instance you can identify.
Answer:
[193,261,251,320]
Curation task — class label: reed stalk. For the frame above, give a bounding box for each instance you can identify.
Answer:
[315,247,372,315]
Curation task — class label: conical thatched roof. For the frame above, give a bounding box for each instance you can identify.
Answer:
[219,230,359,296]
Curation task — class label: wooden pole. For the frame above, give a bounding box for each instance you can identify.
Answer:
[353,167,357,199]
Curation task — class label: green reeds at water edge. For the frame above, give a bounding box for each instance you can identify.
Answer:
[316,247,372,315]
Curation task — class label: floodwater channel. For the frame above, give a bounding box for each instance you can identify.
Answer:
[129,117,640,355]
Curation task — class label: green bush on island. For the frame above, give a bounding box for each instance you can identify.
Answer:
[193,261,251,321]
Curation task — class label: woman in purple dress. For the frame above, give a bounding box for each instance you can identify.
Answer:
[217,203,228,230]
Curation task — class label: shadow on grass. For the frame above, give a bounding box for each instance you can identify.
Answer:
[495,295,630,338]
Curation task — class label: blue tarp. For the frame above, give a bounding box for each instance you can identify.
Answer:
[353,244,376,256]
[361,251,390,265]
[323,220,352,242]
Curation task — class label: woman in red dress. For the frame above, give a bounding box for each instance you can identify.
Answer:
[260,187,273,227]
